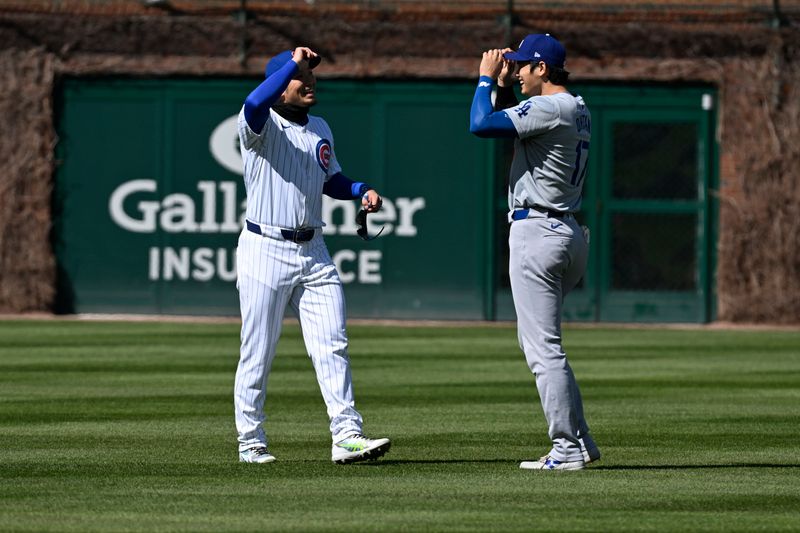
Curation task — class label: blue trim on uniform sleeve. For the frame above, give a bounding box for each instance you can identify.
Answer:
[354,182,370,198]
[323,173,370,200]
[243,60,299,133]
[469,76,518,138]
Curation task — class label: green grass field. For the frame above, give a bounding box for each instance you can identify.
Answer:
[1,319,799,532]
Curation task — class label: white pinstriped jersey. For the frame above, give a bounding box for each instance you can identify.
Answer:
[238,106,342,229]
[505,92,591,213]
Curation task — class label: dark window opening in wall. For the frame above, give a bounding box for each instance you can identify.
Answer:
[612,122,698,201]
[611,212,697,291]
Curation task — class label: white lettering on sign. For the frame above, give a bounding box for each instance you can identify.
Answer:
[358,250,382,284]
[108,179,160,232]
[332,249,382,284]
[321,197,425,237]
[109,179,245,234]
[332,249,356,283]
[160,193,199,233]
[109,179,425,237]
[148,246,378,284]
[148,247,237,282]
[393,197,426,237]
[322,200,360,236]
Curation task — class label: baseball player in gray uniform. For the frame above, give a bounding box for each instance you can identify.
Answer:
[234,46,390,464]
[469,34,600,470]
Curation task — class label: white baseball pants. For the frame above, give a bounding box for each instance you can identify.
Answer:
[234,228,363,451]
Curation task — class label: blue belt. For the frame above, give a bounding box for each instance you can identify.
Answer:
[512,206,569,221]
[246,220,316,243]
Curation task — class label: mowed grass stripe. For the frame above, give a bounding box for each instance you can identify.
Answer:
[1,320,799,532]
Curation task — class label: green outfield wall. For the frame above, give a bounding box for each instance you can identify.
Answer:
[55,79,716,322]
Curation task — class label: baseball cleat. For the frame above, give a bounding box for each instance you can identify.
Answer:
[331,434,391,464]
[239,446,276,463]
[579,436,601,464]
[582,445,601,464]
[520,455,585,471]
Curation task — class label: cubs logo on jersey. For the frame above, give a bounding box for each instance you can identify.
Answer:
[316,139,332,172]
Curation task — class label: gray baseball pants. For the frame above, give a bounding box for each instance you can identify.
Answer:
[508,214,595,462]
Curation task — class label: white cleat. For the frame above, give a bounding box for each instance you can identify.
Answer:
[239,446,276,463]
[520,455,585,471]
[331,434,391,464]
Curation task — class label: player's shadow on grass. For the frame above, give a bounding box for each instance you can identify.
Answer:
[356,459,512,466]
[593,464,800,470]
[355,461,800,468]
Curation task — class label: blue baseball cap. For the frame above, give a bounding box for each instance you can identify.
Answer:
[504,34,566,69]
[265,49,321,78]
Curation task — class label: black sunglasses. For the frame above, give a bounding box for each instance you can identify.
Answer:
[355,209,385,241]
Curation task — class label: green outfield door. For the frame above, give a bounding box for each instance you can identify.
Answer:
[495,86,718,323]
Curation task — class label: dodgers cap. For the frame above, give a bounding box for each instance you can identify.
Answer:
[503,34,566,69]
[265,49,321,78]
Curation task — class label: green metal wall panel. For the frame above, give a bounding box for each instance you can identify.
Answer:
[55,79,717,322]
[315,81,495,318]
[55,79,492,318]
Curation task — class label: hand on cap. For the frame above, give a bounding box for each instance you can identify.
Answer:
[497,48,516,87]
[292,47,318,67]
[479,49,505,80]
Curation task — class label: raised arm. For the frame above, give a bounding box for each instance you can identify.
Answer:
[469,49,518,138]
[243,47,318,133]
[494,50,519,110]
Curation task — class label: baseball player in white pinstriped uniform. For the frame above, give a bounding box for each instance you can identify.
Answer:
[470,34,600,470]
[234,46,390,464]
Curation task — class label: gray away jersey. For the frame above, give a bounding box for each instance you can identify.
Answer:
[238,106,342,229]
[505,92,591,213]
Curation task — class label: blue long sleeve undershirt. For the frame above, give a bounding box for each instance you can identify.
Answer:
[323,172,370,200]
[469,76,519,138]
[243,60,299,133]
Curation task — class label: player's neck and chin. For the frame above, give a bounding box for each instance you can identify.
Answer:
[273,94,317,125]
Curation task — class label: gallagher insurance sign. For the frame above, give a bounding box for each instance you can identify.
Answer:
[55,79,491,318]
